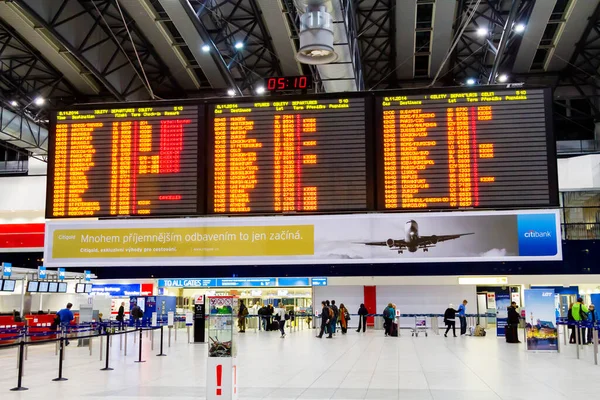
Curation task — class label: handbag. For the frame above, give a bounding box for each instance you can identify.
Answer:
[345,311,351,321]
[579,304,588,321]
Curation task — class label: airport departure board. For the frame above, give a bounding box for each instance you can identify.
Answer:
[208,98,367,213]
[377,88,554,210]
[49,105,199,217]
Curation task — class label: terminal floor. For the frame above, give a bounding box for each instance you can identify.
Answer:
[1,328,599,400]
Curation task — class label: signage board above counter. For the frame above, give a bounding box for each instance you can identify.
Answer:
[158,277,318,288]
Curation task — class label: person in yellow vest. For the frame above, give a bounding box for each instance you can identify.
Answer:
[572,297,589,345]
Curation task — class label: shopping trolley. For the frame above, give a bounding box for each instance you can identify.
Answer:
[411,315,429,337]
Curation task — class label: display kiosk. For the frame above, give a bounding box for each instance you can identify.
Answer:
[206,296,237,400]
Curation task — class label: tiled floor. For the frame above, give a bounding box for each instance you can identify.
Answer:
[1,327,599,399]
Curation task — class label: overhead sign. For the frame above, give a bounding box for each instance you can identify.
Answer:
[312,278,328,286]
[38,266,47,279]
[58,268,65,280]
[159,279,217,288]
[278,277,310,286]
[84,270,91,281]
[43,209,561,267]
[219,278,276,287]
[2,262,12,278]
[158,278,276,288]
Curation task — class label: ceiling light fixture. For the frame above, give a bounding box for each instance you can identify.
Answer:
[234,42,244,50]
[476,27,488,36]
[227,89,236,96]
[497,74,508,83]
[201,44,210,52]
[255,86,265,95]
[466,78,476,85]
[514,23,526,33]
[33,96,45,106]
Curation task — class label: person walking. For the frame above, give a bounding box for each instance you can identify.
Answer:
[276,302,287,338]
[356,303,368,332]
[568,303,576,344]
[339,303,349,334]
[330,300,339,335]
[116,302,125,331]
[458,300,468,336]
[56,303,74,345]
[506,302,521,343]
[444,304,458,337]
[383,303,395,336]
[238,300,248,333]
[572,297,589,344]
[131,303,143,328]
[317,301,332,339]
[587,304,599,344]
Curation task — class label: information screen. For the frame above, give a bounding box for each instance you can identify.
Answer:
[48,105,199,217]
[377,88,555,209]
[208,97,368,213]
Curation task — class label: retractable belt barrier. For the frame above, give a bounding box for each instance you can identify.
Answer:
[1,321,172,392]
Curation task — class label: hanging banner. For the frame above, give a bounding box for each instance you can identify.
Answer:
[495,292,511,337]
[58,268,65,280]
[2,262,12,278]
[43,209,562,267]
[524,289,558,352]
[38,266,47,279]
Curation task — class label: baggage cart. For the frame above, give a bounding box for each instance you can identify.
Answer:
[411,316,428,337]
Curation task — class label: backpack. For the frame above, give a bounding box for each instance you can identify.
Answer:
[474,326,486,337]
[579,304,588,321]
[242,307,249,316]
[328,307,334,319]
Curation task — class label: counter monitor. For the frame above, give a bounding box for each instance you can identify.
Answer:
[48,282,59,292]
[38,281,49,292]
[27,281,39,293]
[1,279,16,292]
[48,105,200,217]
[209,98,368,213]
[58,282,68,293]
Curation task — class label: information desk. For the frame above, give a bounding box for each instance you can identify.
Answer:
[49,105,200,218]
[376,88,554,209]
[208,97,368,213]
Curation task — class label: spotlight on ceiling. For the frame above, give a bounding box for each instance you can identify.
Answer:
[296,1,338,65]
[514,23,526,33]
[234,42,244,50]
[255,86,265,95]
[476,27,488,37]
[201,44,210,52]
[34,96,45,106]
[10,100,18,107]
[227,89,236,96]
[497,74,508,83]
[466,78,476,86]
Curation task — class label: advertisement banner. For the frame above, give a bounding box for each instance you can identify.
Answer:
[43,209,562,267]
[495,292,511,337]
[524,289,558,352]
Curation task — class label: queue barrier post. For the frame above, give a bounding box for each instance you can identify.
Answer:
[124,329,128,356]
[593,327,598,366]
[187,325,190,343]
[99,335,103,361]
[151,327,154,351]
[576,324,581,359]
[157,326,166,357]
[100,331,114,371]
[89,335,93,356]
[168,326,172,348]
[120,331,123,351]
[10,338,28,391]
[174,323,177,342]
[52,332,68,382]
[135,327,145,363]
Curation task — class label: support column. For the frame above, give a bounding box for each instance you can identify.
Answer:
[364,286,377,327]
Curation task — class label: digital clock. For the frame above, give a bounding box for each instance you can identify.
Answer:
[264,76,312,92]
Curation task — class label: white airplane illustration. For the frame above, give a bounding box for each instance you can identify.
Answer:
[361,220,474,253]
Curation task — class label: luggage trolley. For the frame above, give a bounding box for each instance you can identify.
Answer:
[411,315,428,337]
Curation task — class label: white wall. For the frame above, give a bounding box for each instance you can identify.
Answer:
[558,154,600,191]
[376,285,477,315]
[313,285,364,314]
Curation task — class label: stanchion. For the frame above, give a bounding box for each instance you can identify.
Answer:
[563,324,567,346]
[11,339,28,391]
[157,326,166,357]
[124,329,128,356]
[168,326,172,348]
[52,335,68,381]
[89,336,93,356]
[593,327,598,366]
[151,328,154,351]
[174,324,177,341]
[187,326,190,343]
[100,331,114,371]
[99,335,103,361]
[135,328,145,363]
[120,332,123,351]
[576,325,581,360]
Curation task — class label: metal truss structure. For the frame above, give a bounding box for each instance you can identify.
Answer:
[12,0,184,100]
[354,0,396,90]
[446,0,535,86]
[185,0,283,94]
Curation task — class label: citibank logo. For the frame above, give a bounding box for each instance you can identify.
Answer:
[524,230,552,238]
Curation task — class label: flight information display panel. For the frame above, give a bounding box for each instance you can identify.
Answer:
[48,105,199,217]
[208,97,367,214]
[377,88,555,210]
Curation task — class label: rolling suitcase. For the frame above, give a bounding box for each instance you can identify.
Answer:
[390,322,398,337]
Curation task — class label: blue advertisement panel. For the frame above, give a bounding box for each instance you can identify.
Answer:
[218,278,276,287]
[496,292,511,337]
[92,284,142,296]
[158,279,217,288]
[312,277,328,286]
[524,289,558,352]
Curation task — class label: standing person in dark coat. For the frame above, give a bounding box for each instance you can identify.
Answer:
[444,304,458,337]
[568,303,576,344]
[506,302,521,343]
[316,301,332,339]
[356,304,368,332]
[116,302,125,331]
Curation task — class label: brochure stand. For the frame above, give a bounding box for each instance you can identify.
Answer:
[206,296,237,400]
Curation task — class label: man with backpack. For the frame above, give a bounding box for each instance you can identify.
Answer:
[330,300,339,335]
[316,301,332,339]
[131,303,143,328]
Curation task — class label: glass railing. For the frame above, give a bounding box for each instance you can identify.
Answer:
[556,140,600,155]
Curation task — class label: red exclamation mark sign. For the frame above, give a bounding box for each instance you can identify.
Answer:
[216,364,222,396]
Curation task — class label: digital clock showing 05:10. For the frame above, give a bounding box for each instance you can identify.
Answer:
[265,76,312,92]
